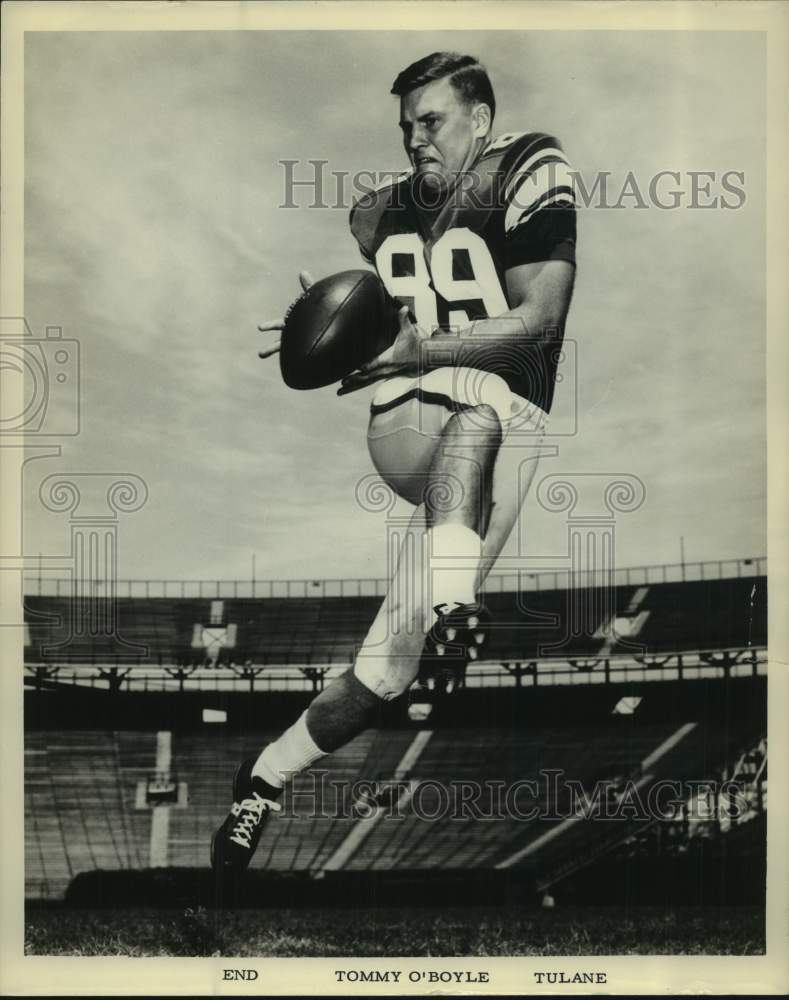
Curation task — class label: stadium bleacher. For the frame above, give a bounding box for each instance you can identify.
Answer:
[23,566,768,904]
[24,575,766,668]
[24,731,156,899]
[24,693,765,900]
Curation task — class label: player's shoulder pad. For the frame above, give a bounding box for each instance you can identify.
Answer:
[349,170,412,260]
[480,131,572,190]
[481,131,576,233]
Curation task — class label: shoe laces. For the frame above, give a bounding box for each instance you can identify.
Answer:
[229,792,281,849]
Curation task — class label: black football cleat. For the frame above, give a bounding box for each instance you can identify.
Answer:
[418,602,491,696]
[210,757,282,885]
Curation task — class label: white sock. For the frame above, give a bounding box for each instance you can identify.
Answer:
[252,711,325,788]
[426,523,482,627]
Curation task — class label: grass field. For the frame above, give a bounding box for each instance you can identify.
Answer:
[24,904,765,957]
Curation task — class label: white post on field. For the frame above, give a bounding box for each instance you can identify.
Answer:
[149,731,172,868]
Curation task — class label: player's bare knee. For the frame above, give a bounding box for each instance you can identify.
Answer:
[446,402,503,447]
[468,402,503,443]
[471,371,513,427]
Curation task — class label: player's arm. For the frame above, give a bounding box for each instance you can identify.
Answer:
[337,259,574,393]
[422,256,575,364]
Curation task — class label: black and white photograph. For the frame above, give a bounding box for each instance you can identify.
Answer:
[1,1,787,995]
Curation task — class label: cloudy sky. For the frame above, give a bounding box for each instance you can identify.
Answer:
[23,29,766,584]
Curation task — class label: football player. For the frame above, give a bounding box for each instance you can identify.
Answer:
[212,52,576,883]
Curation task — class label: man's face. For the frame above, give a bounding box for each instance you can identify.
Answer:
[399,76,487,197]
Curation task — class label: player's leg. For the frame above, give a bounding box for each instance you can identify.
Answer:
[346,398,502,702]
[476,396,547,588]
[211,373,545,878]
[422,399,501,606]
[352,369,547,695]
[221,374,510,787]
[239,395,504,769]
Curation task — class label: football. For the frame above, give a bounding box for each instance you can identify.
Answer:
[279,270,401,390]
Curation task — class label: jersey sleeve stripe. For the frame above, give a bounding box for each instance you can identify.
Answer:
[505,188,576,233]
[506,133,561,170]
[504,148,569,201]
[507,160,576,210]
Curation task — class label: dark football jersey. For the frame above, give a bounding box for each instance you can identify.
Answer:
[349,131,577,411]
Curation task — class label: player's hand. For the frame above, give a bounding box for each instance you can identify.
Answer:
[337,306,431,395]
[257,271,314,359]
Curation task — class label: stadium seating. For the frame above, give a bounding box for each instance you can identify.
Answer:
[624,577,765,653]
[22,570,768,901]
[24,575,766,669]
[24,731,156,899]
[24,693,765,898]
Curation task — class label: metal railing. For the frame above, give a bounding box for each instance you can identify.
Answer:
[22,556,766,600]
[24,646,766,694]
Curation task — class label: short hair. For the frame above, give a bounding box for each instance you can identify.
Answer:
[390,52,496,121]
